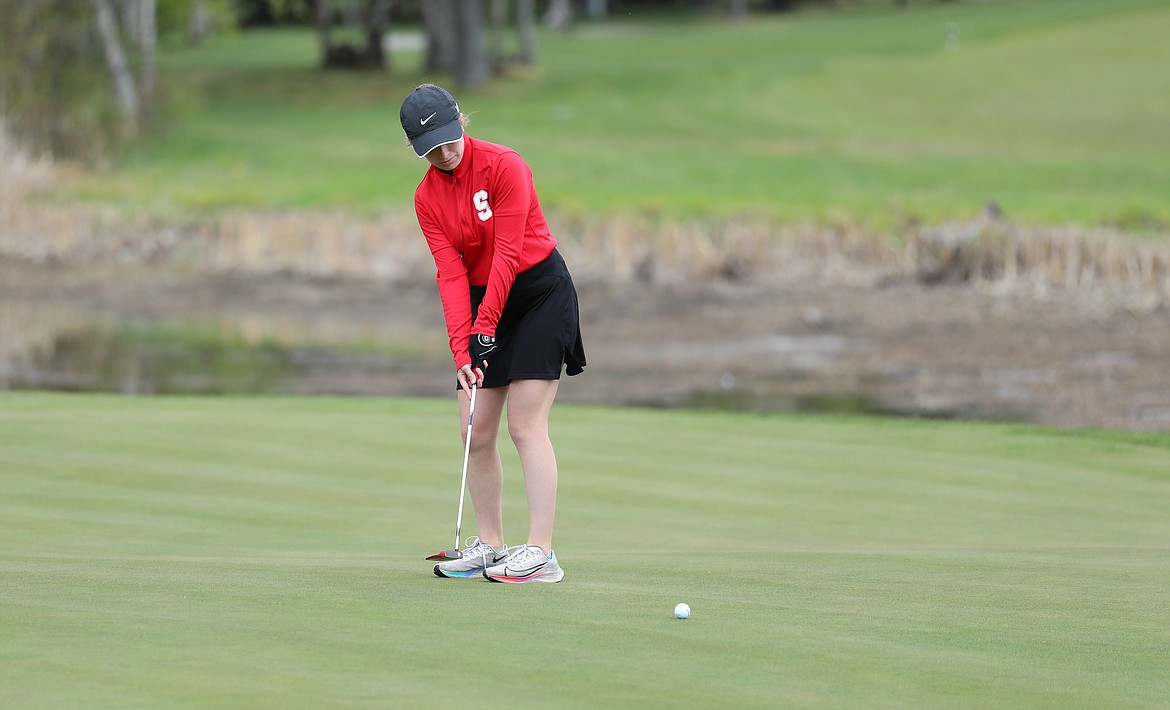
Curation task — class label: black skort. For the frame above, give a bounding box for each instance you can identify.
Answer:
[467,248,586,389]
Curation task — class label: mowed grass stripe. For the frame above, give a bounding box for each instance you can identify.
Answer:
[1,393,1168,707]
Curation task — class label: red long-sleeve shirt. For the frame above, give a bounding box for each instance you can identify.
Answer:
[414,135,557,369]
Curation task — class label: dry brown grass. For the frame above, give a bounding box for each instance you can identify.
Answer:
[558,212,1170,307]
[0,202,430,281]
[906,219,1170,305]
[2,141,1167,305]
[0,123,53,203]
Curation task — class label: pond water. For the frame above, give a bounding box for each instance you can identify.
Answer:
[1,312,1032,423]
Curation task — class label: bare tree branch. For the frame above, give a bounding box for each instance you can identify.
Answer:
[139,0,156,121]
[91,0,139,135]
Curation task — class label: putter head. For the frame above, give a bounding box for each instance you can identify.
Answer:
[425,549,462,561]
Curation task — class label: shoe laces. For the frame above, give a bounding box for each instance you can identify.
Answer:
[462,536,499,566]
[501,544,547,568]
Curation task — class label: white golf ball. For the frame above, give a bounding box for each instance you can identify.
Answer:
[674,602,691,619]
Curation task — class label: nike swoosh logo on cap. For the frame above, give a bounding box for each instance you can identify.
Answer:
[420,112,438,125]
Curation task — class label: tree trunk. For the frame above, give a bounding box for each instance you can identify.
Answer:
[139,0,157,122]
[517,0,536,64]
[121,0,139,37]
[316,0,335,68]
[91,0,139,135]
[421,0,457,72]
[584,0,607,20]
[488,0,508,72]
[455,0,490,87]
[363,0,392,69]
[342,0,361,26]
[187,2,213,45]
[543,0,572,31]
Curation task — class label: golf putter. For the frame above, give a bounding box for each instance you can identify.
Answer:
[426,383,477,561]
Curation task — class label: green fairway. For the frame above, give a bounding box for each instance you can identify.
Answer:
[66,0,1170,227]
[2,393,1168,707]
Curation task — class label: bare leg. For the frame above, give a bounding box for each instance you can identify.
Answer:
[460,386,507,550]
[505,379,561,552]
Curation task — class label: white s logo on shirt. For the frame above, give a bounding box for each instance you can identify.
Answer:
[473,190,493,222]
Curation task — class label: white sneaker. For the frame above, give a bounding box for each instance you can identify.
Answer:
[433,537,507,579]
[482,545,564,584]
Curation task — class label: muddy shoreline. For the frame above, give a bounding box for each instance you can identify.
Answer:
[4,256,1167,431]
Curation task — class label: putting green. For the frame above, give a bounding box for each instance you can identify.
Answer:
[2,393,1167,707]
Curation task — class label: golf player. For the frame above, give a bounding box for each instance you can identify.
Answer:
[400,84,586,583]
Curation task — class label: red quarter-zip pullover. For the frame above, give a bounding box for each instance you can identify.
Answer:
[414,135,557,369]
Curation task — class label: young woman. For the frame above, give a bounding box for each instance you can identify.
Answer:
[400,84,586,583]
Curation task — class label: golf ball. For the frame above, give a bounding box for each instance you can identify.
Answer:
[674,602,691,619]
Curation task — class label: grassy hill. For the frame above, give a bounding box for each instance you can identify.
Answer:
[2,392,1168,707]
[64,0,1170,228]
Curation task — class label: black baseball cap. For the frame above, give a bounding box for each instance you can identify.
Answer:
[400,85,463,158]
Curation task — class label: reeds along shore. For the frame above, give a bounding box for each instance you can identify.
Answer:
[3,195,1168,304]
[3,131,1168,302]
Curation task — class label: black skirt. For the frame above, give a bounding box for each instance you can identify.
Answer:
[468,248,586,389]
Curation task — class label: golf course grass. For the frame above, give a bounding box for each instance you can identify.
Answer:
[2,392,1168,707]
[66,0,1170,227]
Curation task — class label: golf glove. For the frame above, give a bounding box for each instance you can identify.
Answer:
[469,334,498,370]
